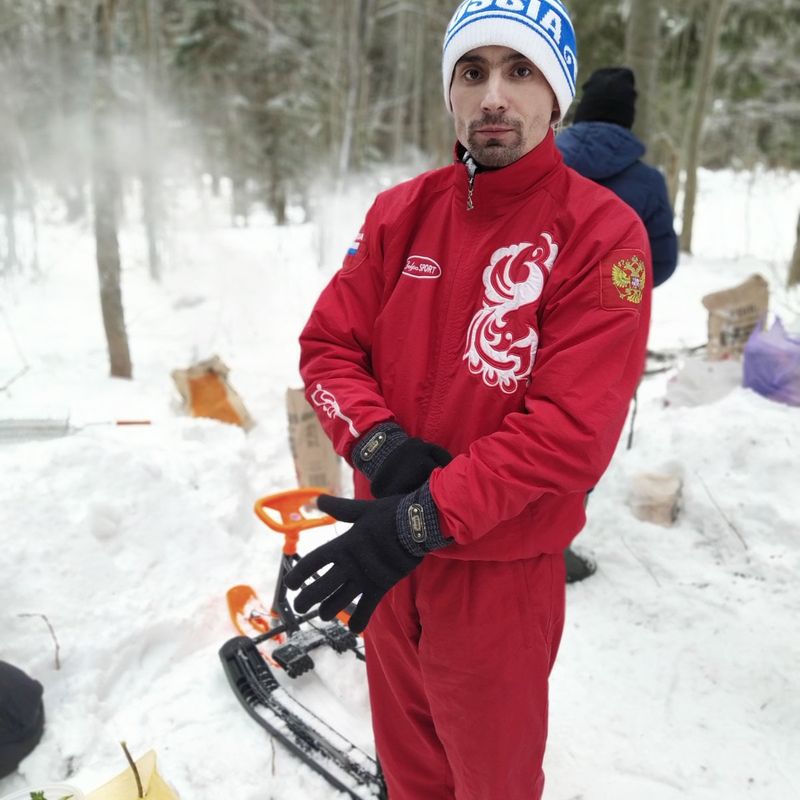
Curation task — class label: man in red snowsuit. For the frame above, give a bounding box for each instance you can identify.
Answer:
[286,2,652,797]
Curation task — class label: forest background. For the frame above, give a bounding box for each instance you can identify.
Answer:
[1,0,799,376]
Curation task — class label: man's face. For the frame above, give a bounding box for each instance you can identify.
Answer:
[449,45,556,168]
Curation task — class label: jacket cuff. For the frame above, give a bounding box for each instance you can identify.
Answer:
[352,422,408,480]
[395,483,451,557]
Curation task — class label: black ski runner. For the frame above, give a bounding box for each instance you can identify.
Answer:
[220,636,386,800]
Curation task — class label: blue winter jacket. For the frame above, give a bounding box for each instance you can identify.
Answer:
[556,121,678,287]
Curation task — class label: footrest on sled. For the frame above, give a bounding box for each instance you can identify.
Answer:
[323,624,358,653]
[272,642,315,677]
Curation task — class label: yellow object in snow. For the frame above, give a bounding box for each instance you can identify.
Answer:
[85,751,179,800]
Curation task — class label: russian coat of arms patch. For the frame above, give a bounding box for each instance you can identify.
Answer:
[600,250,648,310]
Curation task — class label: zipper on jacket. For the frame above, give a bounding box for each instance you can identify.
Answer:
[462,150,477,211]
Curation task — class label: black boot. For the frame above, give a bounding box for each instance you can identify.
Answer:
[564,547,596,584]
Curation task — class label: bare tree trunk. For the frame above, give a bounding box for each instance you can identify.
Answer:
[93,0,132,379]
[0,50,39,275]
[409,6,425,154]
[390,6,408,160]
[202,72,223,197]
[13,15,41,274]
[269,180,286,226]
[338,0,365,177]
[225,82,248,227]
[338,17,357,177]
[428,1,456,166]
[326,2,347,167]
[0,68,17,273]
[49,1,69,211]
[663,5,695,207]
[140,0,162,280]
[354,3,377,167]
[658,133,681,211]
[788,212,800,288]
[18,157,40,275]
[55,3,86,220]
[625,0,660,153]
[0,165,17,274]
[680,0,728,254]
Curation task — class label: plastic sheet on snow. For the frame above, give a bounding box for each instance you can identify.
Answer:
[743,317,800,406]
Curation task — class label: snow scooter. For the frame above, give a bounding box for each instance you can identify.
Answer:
[219,488,386,800]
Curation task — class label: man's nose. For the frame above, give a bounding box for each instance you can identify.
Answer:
[481,74,508,113]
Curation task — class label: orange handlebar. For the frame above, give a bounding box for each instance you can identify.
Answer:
[253,488,335,555]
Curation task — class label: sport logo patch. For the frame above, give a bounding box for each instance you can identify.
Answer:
[403,255,442,279]
[601,250,647,310]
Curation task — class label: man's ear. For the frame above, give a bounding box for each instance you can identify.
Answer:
[549,93,559,124]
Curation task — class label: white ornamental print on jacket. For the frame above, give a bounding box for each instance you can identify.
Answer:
[310,383,360,438]
[463,233,559,394]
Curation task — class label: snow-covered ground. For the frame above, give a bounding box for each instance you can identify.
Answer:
[1,166,799,800]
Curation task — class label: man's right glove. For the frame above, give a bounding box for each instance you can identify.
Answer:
[352,422,453,498]
[283,485,450,633]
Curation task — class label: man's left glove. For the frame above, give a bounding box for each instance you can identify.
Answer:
[283,486,449,633]
[352,422,452,498]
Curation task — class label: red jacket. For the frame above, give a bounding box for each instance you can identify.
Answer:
[300,130,651,561]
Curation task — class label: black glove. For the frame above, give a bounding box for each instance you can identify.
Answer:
[352,422,453,498]
[284,487,449,633]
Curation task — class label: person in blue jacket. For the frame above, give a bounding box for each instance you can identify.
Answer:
[557,67,679,582]
[557,66,678,288]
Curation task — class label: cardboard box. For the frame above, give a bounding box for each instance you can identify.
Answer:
[171,356,255,430]
[286,388,342,494]
[701,274,768,360]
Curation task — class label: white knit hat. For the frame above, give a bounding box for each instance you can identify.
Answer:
[442,0,578,122]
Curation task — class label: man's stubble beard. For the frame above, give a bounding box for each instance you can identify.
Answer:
[466,117,524,169]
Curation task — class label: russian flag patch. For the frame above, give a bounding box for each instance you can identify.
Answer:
[347,231,364,257]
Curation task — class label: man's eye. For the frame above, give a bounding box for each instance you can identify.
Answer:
[463,68,482,81]
[514,66,532,78]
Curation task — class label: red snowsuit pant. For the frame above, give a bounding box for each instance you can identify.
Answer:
[364,552,566,800]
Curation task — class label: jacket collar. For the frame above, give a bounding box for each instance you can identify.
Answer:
[452,128,563,214]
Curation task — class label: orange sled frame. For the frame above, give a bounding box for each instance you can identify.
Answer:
[228,487,352,651]
[219,488,386,800]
